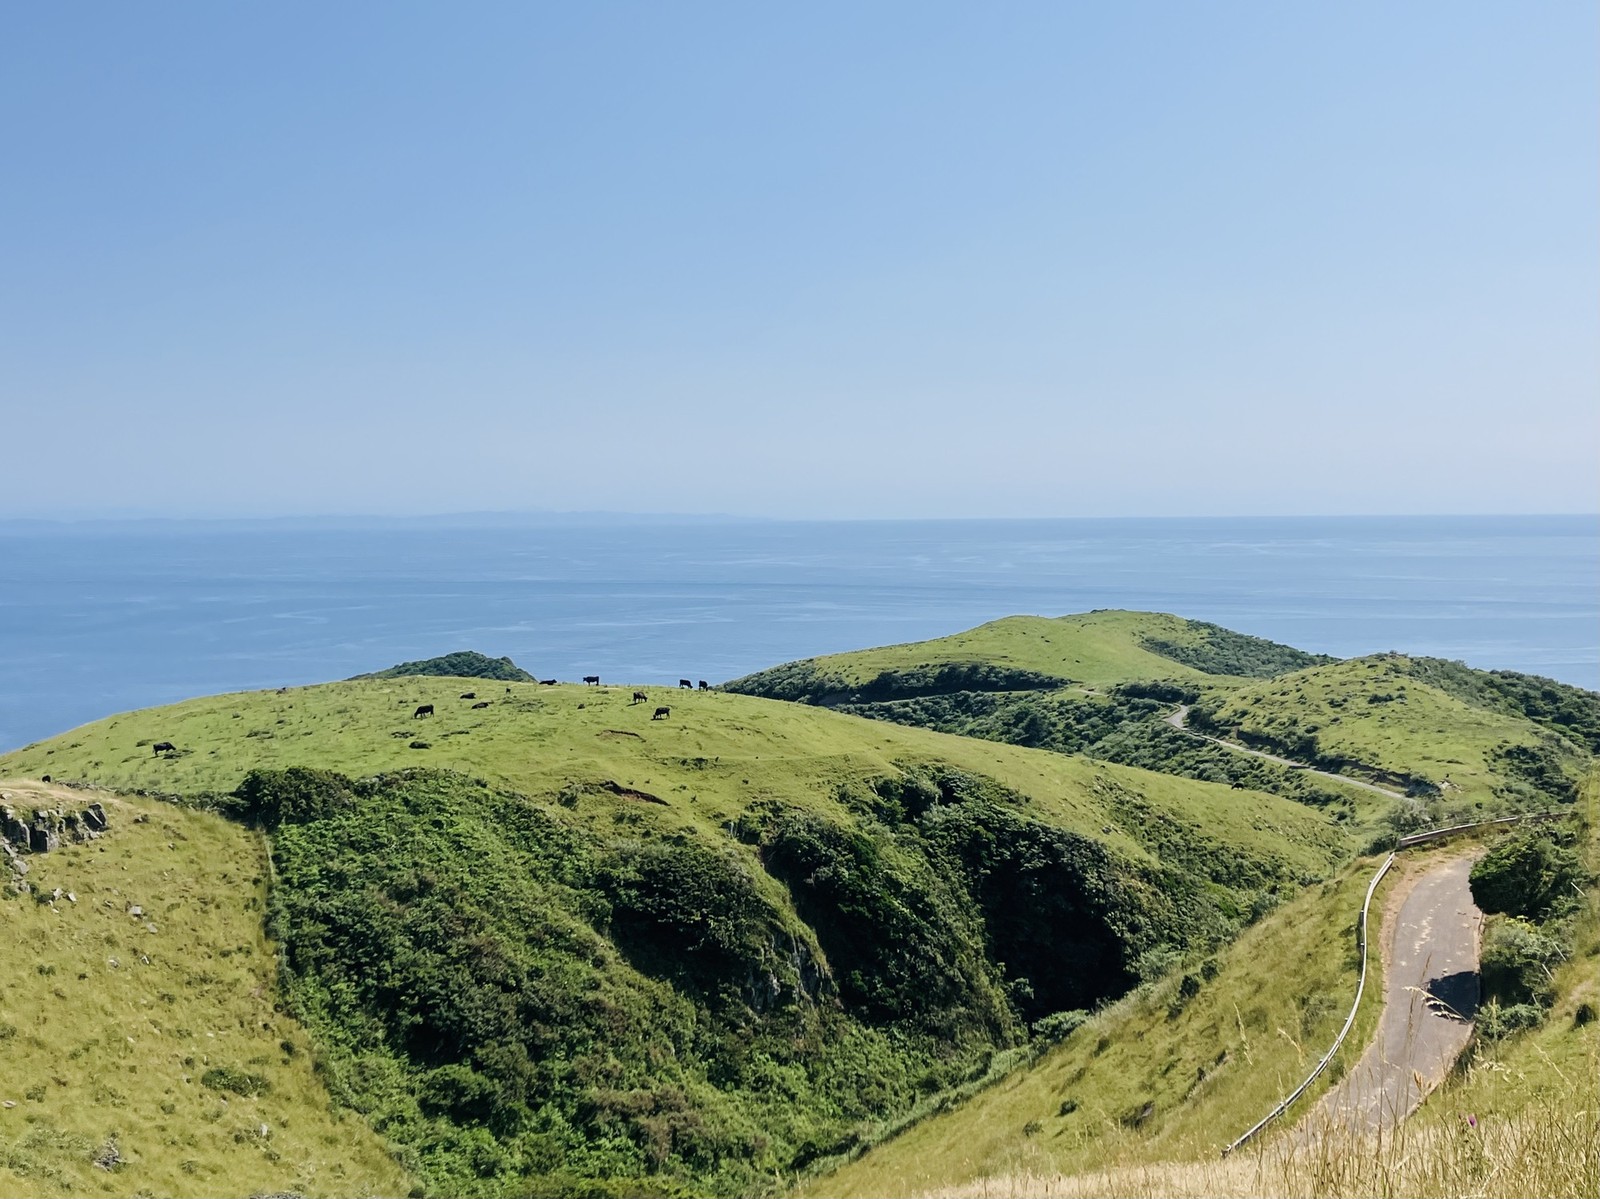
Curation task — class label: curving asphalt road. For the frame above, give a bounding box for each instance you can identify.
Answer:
[1304,854,1482,1136]
[1165,704,1406,800]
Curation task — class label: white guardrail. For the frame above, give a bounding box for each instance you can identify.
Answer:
[1219,809,1561,1156]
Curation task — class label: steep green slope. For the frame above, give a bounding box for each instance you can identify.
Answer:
[1191,656,1591,818]
[723,611,1330,705]
[808,855,1390,1196]
[0,782,411,1199]
[0,679,1347,1196]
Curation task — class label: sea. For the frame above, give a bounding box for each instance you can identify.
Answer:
[1,514,1595,753]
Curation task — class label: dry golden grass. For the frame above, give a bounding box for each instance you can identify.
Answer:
[915,1097,1598,1199]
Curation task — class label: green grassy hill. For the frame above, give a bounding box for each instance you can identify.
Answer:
[723,611,1332,705]
[0,781,410,1199]
[728,617,1594,841]
[1192,655,1591,817]
[0,678,1348,1197]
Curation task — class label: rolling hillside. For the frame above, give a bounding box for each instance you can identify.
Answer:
[723,610,1332,704]
[0,676,1347,1197]
[729,615,1594,838]
[1192,655,1591,817]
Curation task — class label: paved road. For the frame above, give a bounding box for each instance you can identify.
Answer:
[1165,704,1406,800]
[1305,855,1481,1136]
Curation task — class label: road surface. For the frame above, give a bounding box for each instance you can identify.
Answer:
[1305,854,1481,1136]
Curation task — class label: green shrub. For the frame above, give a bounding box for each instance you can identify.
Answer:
[199,1066,270,1097]
[1479,917,1563,1007]
[230,766,357,829]
[1469,828,1584,920]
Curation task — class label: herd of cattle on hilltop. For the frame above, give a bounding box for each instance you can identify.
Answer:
[148,675,720,756]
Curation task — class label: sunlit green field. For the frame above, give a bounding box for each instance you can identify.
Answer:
[1207,657,1589,810]
[0,677,1348,883]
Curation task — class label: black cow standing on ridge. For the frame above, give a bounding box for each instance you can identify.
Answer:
[413,704,434,719]
[678,679,693,689]
[631,691,648,705]
[698,680,710,691]
[583,675,601,686]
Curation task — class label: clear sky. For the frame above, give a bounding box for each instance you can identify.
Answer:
[3,2,1595,520]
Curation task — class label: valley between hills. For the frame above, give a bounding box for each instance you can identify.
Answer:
[0,611,1594,1198]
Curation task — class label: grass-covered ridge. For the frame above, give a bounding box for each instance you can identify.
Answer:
[723,611,1315,705]
[0,678,1347,1196]
[0,781,410,1199]
[1191,655,1592,816]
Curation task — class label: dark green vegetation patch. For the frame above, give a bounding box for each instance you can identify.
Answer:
[1136,620,1335,678]
[723,661,1068,707]
[258,764,1309,1196]
[354,650,535,683]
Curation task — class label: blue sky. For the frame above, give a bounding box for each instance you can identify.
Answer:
[3,2,1595,519]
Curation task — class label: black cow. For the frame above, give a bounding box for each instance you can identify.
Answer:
[1230,781,1246,790]
[539,679,558,686]
[698,680,710,691]
[632,690,648,704]
[679,678,693,689]
[652,707,670,720]
[583,675,601,686]
[471,701,490,709]
[152,741,176,755]
[413,704,434,719]
[460,692,476,700]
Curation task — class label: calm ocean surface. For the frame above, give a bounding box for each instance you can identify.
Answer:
[1,515,1595,753]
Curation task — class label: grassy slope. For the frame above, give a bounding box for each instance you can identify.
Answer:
[1204,656,1590,810]
[729,612,1228,691]
[0,782,410,1199]
[0,679,1346,889]
[808,858,1390,1196]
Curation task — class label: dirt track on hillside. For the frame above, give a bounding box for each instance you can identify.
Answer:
[1165,704,1406,799]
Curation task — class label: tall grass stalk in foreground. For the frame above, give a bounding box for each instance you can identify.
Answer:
[919,1096,1598,1198]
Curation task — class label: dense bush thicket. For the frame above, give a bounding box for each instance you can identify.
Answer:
[840,691,1360,820]
[253,764,1293,1196]
[1469,827,1585,922]
[1490,742,1580,805]
[1137,622,1335,678]
[1469,823,1591,1040]
[355,651,536,682]
[723,661,1069,706]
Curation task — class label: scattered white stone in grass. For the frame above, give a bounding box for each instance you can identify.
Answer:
[66,892,76,902]
[3,1100,16,1108]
